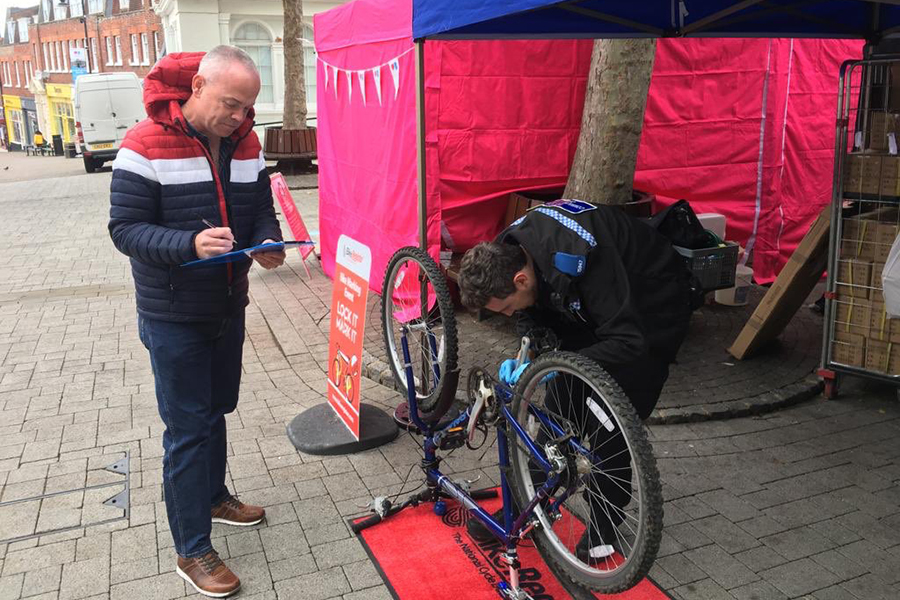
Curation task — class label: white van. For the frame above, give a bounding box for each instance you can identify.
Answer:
[74,72,145,173]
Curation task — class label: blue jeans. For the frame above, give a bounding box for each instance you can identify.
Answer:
[138,311,245,558]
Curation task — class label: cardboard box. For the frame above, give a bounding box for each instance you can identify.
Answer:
[831,334,866,367]
[860,154,885,179]
[843,217,878,244]
[729,205,830,359]
[876,223,899,262]
[841,238,877,261]
[869,112,888,151]
[867,113,900,152]
[833,296,871,338]
[836,259,873,299]
[884,156,900,178]
[881,177,900,197]
[868,300,900,342]
[889,64,900,111]
[841,217,879,260]
[843,173,862,195]
[865,338,900,374]
[873,261,886,295]
[845,153,863,178]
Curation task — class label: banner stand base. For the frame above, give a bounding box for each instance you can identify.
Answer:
[287,403,398,456]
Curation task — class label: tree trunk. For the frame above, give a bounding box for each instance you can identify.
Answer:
[564,39,656,205]
[282,0,307,130]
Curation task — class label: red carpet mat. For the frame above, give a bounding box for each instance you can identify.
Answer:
[353,490,671,600]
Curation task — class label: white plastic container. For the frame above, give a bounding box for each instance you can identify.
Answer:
[698,213,727,241]
[715,265,753,306]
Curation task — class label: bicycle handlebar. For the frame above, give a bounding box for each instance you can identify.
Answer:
[351,513,385,533]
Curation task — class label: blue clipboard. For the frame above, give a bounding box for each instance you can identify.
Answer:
[181,241,314,267]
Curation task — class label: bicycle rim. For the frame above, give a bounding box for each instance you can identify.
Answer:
[507,352,662,593]
[380,247,457,416]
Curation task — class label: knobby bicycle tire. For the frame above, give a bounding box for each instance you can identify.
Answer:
[381,246,459,422]
[507,352,663,593]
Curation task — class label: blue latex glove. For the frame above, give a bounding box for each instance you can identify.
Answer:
[499,359,529,385]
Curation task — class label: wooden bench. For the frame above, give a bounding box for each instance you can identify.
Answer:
[264,127,317,161]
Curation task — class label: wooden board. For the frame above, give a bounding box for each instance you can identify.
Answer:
[728,204,831,359]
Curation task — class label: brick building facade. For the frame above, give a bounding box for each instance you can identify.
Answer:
[1,0,162,150]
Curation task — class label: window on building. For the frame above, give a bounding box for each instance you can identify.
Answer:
[9,109,24,145]
[130,34,139,65]
[55,2,67,20]
[53,41,59,71]
[42,43,49,72]
[14,62,20,87]
[105,37,113,65]
[141,32,149,65]
[153,31,162,58]
[2,63,8,87]
[17,18,29,43]
[41,0,50,22]
[70,1,83,18]
[91,38,99,72]
[88,0,103,14]
[233,22,274,105]
[24,61,30,87]
[6,21,15,43]
[114,36,122,65]
[63,40,69,71]
[119,0,130,10]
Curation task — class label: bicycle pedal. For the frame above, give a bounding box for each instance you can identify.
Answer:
[438,426,467,450]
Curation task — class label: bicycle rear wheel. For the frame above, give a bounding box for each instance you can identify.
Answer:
[381,247,458,421]
[507,352,662,593]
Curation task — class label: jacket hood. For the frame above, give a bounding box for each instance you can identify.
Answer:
[143,52,256,136]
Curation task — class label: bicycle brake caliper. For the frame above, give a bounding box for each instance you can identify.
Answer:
[544,444,567,475]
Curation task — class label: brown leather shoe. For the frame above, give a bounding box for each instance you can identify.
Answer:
[176,550,240,598]
[211,494,265,526]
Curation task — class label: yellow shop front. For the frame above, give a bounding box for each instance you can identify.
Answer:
[3,94,25,149]
[46,83,75,145]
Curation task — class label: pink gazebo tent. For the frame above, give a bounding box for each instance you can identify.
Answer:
[314,0,862,290]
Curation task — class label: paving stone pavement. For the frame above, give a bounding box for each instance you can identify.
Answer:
[0,165,899,600]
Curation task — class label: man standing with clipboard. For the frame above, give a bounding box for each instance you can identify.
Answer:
[109,46,284,597]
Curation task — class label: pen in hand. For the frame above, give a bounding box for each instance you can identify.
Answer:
[199,217,237,248]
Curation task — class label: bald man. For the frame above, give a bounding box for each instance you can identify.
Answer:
[109,46,284,597]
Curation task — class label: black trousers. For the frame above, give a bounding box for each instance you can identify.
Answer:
[533,353,670,543]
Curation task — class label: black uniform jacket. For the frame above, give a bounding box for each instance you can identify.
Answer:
[499,201,692,366]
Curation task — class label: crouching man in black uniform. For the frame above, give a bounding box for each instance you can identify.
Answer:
[457,199,693,560]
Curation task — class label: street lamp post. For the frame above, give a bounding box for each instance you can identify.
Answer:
[0,75,9,150]
[58,0,91,73]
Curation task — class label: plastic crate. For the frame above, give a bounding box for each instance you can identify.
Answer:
[674,242,740,291]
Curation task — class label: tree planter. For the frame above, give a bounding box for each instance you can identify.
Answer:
[507,187,656,222]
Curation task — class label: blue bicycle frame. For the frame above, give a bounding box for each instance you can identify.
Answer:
[399,328,567,550]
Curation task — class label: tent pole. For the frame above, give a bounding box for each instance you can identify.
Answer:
[415,40,427,251]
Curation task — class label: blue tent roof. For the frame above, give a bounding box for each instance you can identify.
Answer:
[412,0,900,41]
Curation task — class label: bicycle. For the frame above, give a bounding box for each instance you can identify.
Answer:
[354,246,663,597]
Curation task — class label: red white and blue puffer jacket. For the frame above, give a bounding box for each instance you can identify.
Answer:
[108,52,281,322]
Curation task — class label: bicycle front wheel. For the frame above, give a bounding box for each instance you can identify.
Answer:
[507,352,663,593]
[381,247,458,421]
